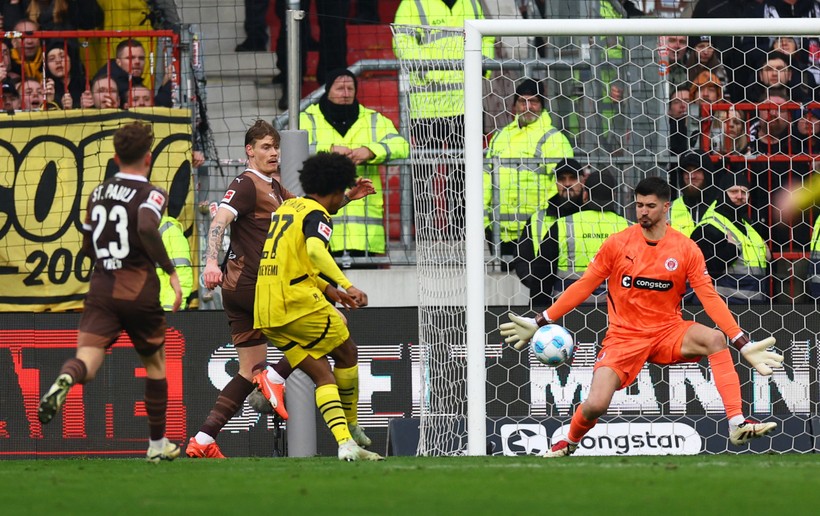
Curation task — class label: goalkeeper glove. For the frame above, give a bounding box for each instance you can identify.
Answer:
[731,334,784,376]
[499,312,550,351]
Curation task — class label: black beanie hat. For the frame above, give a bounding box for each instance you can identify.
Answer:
[324,68,358,94]
[512,78,545,108]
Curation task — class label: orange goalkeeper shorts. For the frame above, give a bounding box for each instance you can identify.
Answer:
[594,320,700,389]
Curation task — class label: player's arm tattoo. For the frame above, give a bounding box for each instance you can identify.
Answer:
[207,222,226,262]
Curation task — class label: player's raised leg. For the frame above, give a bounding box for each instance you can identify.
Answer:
[681,324,777,445]
[544,366,620,458]
[38,343,104,424]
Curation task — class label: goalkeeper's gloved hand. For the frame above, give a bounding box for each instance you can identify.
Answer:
[499,312,550,351]
[732,334,784,376]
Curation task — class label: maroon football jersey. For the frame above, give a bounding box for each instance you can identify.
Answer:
[218,169,294,291]
[82,172,168,302]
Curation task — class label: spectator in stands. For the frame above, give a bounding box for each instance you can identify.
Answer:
[792,106,820,155]
[45,40,87,109]
[686,36,730,99]
[668,83,692,156]
[670,150,721,237]
[483,79,574,259]
[299,68,409,262]
[5,0,103,30]
[690,70,723,107]
[689,70,725,152]
[269,0,350,109]
[750,89,792,155]
[527,169,629,307]
[236,0,273,52]
[513,158,586,307]
[9,19,42,82]
[96,39,172,108]
[712,107,751,156]
[762,0,820,85]
[0,39,18,85]
[692,0,764,102]
[2,81,21,112]
[125,85,153,108]
[270,0,309,110]
[772,35,810,73]
[660,35,689,91]
[83,74,120,109]
[0,39,16,89]
[746,51,814,105]
[17,77,40,110]
[90,0,180,88]
[691,173,770,304]
[393,0,493,240]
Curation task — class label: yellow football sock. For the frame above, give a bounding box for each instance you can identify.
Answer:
[315,383,352,444]
[334,364,359,426]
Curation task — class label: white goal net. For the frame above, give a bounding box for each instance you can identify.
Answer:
[395,17,820,457]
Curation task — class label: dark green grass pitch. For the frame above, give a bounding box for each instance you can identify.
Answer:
[1,455,818,515]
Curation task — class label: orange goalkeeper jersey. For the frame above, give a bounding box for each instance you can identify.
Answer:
[584,224,712,333]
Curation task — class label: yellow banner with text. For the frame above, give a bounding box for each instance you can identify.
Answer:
[0,108,194,312]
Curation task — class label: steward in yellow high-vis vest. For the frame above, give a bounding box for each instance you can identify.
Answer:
[514,159,585,306]
[669,150,720,237]
[691,174,769,304]
[484,80,575,252]
[393,0,494,119]
[156,215,193,310]
[300,69,409,256]
[537,170,629,305]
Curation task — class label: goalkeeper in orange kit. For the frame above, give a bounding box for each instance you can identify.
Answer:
[501,177,783,457]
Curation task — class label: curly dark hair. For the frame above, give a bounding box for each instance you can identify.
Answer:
[113,122,154,165]
[299,152,356,196]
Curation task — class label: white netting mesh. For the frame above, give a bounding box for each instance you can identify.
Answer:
[396,18,820,456]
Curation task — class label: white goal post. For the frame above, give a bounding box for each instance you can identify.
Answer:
[457,18,820,457]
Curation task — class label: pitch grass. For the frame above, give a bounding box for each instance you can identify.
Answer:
[1,455,818,515]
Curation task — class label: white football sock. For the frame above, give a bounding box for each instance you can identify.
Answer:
[728,415,745,429]
[266,365,286,384]
[195,431,215,445]
[149,437,167,450]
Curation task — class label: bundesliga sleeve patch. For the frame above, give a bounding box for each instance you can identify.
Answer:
[222,189,236,203]
[318,221,333,241]
[147,190,166,212]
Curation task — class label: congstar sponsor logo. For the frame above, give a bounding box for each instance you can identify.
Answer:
[621,275,673,291]
[551,422,702,456]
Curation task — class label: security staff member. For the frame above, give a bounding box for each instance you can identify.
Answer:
[300,69,409,259]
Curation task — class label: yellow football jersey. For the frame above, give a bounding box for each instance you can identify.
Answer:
[254,197,335,328]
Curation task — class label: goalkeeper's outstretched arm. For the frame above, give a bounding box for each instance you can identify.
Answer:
[500,271,604,350]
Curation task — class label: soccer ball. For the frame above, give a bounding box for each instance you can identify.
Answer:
[530,324,575,366]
